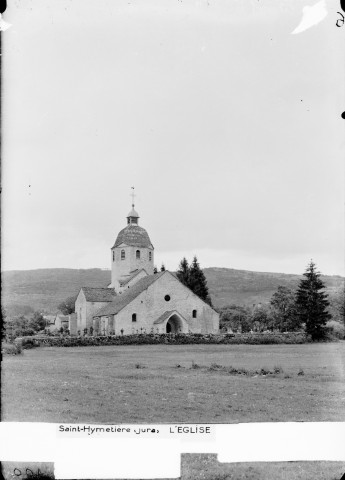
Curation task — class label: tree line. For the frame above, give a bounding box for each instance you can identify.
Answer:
[2,259,343,342]
[2,310,47,340]
[219,261,344,340]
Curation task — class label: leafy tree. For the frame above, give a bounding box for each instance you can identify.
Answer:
[337,287,345,331]
[219,304,251,332]
[250,304,274,332]
[160,263,166,272]
[270,286,301,332]
[4,315,36,339]
[295,261,331,340]
[1,307,6,337]
[58,296,76,315]
[329,286,345,326]
[28,312,47,332]
[176,257,190,286]
[153,266,158,274]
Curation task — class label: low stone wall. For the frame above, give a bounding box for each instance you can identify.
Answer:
[15,331,309,348]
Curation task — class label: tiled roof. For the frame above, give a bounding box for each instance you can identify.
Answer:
[94,272,165,317]
[154,310,174,324]
[57,315,69,322]
[81,287,116,302]
[120,269,147,286]
[153,310,188,324]
[113,224,153,249]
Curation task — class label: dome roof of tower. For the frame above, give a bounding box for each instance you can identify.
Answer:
[113,224,153,249]
[127,207,139,218]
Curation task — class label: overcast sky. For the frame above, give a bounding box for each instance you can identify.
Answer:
[2,0,344,276]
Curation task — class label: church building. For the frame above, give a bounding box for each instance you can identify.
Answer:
[75,198,219,336]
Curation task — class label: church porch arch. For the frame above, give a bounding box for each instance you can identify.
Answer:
[154,310,189,334]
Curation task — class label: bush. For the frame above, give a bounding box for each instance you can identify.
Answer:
[2,342,23,355]
[135,363,146,369]
[12,331,309,348]
[326,320,345,340]
[16,337,40,349]
[191,361,200,369]
[273,365,284,374]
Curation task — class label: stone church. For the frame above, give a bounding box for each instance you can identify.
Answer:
[75,201,219,336]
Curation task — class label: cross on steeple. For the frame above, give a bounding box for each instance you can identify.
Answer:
[130,186,136,207]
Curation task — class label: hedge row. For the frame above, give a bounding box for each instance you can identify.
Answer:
[15,332,309,349]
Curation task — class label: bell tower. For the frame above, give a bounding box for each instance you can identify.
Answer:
[110,189,154,292]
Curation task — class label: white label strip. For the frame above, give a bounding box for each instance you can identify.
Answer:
[0,422,344,479]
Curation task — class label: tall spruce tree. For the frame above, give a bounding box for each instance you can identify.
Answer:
[188,256,212,306]
[295,261,331,340]
[176,257,190,286]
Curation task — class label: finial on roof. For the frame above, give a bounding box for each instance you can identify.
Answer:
[130,186,136,208]
[127,187,139,224]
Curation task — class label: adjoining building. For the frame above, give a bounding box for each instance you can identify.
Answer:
[75,199,219,335]
[45,313,77,335]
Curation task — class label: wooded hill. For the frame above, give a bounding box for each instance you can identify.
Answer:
[2,267,343,317]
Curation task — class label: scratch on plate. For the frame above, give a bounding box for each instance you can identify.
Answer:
[291,0,328,34]
[0,13,12,31]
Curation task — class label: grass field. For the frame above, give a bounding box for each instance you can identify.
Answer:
[2,343,345,423]
[180,454,345,480]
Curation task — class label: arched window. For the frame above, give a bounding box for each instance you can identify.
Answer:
[132,313,137,322]
[121,249,125,260]
[136,250,140,259]
[149,251,152,261]
[192,309,197,318]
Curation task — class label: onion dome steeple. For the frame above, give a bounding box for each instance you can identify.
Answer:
[127,187,139,225]
[110,187,154,290]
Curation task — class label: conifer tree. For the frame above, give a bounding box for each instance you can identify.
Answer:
[176,257,190,286]
[188,256,212,306]
[295,261,331,340]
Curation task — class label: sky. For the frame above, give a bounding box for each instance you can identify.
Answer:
[2,0,344,276]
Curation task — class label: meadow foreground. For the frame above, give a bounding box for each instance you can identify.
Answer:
[2,342,345,424]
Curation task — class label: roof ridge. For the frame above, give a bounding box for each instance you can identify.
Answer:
[82,286,113,290]
[120,268,148,286]
[94,272,165,317]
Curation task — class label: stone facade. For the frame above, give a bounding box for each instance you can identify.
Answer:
[74,203,220,336]
[93,271,219,336]
[109,208,154,292]
[46,313,77,334]
[75,289,114,333]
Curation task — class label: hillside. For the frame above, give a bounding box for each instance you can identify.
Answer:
[204,267,343,308]
[1,269,111,316]
[2,267,343,317]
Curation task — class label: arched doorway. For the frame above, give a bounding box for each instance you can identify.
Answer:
[166,314,183,333]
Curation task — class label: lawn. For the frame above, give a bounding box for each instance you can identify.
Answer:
[2,342,345,423]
